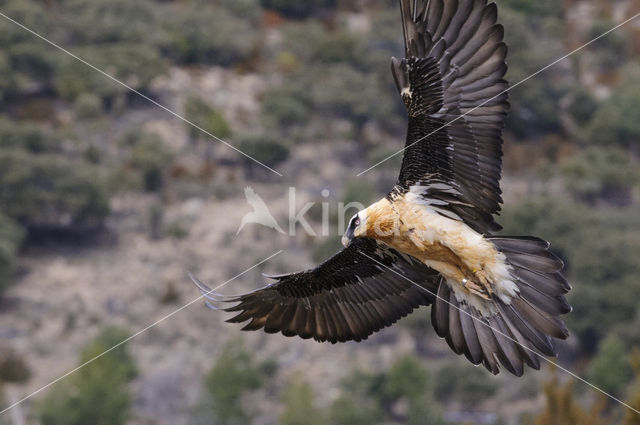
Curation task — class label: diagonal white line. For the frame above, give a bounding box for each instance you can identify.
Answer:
[0,250,283,416]
[0,11,283,177]
[358,250,640,415]
[357,11,640,177]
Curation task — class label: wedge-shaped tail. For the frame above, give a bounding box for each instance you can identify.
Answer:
[431,236,570,376]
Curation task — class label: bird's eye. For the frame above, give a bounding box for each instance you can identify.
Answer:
[354,219,360,226]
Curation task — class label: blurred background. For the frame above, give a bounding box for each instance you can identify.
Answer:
[0,0,639,424]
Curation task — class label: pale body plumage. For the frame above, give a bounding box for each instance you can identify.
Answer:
[352,194,518,314]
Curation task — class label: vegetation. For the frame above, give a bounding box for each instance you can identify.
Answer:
[184,96,232,141]
[1,0,639,423]
[0,212,24,294]
[588,335,633,398]
[332,354,443,425]
[0,150,109,232]
[39,327,136,425]
[279,375,326,425]
[200,338,267,425]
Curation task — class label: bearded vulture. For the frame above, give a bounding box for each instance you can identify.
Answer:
[194,0,571,376]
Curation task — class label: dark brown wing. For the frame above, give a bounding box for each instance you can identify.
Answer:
[390,0,508,234]
[193,238,441,343]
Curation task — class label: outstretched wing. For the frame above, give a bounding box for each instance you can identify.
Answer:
[390,0,508,234]
[193,238,441,343]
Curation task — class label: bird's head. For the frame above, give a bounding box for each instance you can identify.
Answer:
[342,211,367,247]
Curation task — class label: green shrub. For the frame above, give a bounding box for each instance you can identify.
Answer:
[38,326,136,425]
[562,147,638,206]
[129,133,173,192]
[184,96,232,140]
[587,335,633,398]
[202,338,265,425]
[0,150,110,231]
[338,355,443,425]
[54,43,165,101]
[260,0,336,19]
[58,0,158,45]
[585,66,640,148]
[0,212,24,294]
[330,393,382,425]
[0,119,61,153]
[159,4,257,66]
[262,87,312,129]
[279,375,325,425]
[74,93,104,120]
[237,135,290,175]
[434,362,499,405]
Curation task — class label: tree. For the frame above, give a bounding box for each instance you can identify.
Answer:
[0,150,110,233]
[585,65,640,148]
[337,355,443,425]
[39,327,137,425]
[562,147,638,206]
[623,349,640,425]
[202,338,265,425]
[434,361,499,405]
[529,368,608,425]
[588,335,633,398]
[260,0,336,19]
[129,132,174,192]
[279,374,325,425]
[184,96,231,141]
[0,212,23,294]
[237,135,290,178]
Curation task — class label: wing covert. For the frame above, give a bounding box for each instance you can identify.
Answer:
[390,0,509,234]
[193,238,441,343]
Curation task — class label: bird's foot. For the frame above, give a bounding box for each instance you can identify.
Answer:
[474,269,494,295]
[461,277,490,300]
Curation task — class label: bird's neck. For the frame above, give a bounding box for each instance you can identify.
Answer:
[362,198,399,240]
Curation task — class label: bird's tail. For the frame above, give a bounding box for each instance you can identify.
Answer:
[431,236,571,376]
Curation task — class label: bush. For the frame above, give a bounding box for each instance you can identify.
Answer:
[585,66,640,148]
[159,4,258,66]
[279,375,325,425]
[0,213,24,294]
[0,150,110,232]
[501,7,568,138]
[74,93,104,120]
[237,135,290,176]
[38,326,136,425]
[260,0,336,19]
[54,43,165,102]
[562,147,638,206]
[261,87,312,129]
[57,0,158,45]
[202,338,265,425]
[330,393,382,425]
[587,335,633,398]
[129,133,173,192]
[434,362,499,405]
[338,355,443,425]
[0,119,61,153]
[184,96,232,140]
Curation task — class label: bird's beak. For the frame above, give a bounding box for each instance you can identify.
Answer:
[342,228,355,248]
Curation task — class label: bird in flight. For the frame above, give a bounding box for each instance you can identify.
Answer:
[194,0,571,376]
